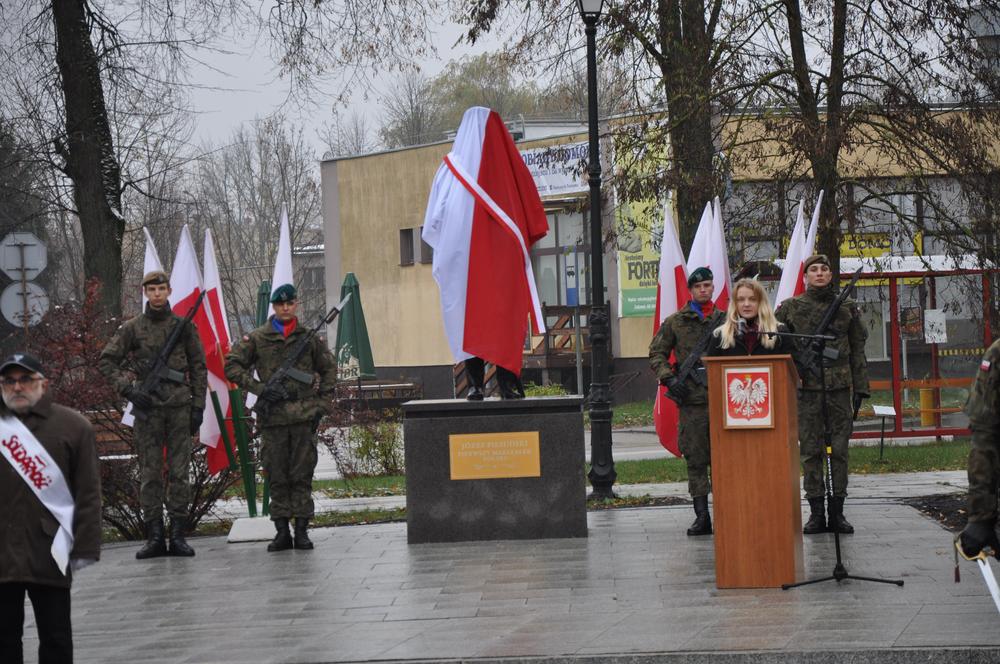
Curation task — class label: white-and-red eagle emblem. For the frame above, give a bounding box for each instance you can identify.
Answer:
[728,375,769,420]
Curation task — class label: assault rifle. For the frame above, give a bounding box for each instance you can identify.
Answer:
[132,290,206,421]
[797,266,864,379]
[255,292,351,417]
[663,322,716,406]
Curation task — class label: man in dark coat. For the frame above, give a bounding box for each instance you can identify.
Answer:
[0,353,102,664]
[225,284,338,551]
[99,270,207,558]
[649,267,725,536]
[776,254,869,534]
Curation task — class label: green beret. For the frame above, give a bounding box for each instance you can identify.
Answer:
[141,270,170,287]
[270,284,298,303]
[803,254,830,271]
[687,267,713,288]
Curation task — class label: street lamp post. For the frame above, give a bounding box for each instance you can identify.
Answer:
[577,0,616,500]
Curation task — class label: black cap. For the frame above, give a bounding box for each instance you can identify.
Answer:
[0,353,44,376]
[687,266,714,288]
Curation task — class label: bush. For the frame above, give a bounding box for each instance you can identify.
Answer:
[318,392,404,479]
[523,381,569,397]
[28,280,238,540]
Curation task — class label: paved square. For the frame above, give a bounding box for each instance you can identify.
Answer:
[18,497,1000,663]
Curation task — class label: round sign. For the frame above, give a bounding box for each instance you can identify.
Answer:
[0,232,47,281]
[0,281,49,327]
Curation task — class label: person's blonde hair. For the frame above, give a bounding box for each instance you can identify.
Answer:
[714,279,779,350]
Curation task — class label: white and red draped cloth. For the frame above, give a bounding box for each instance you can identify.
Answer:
[422,107,549,376]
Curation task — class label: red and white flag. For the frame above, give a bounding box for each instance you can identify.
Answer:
[270,204,295,313]
[686,198,732,310]
[123,228,165,427]
[168,225,228,471]
[774,198,807,308]
[801,190,824,286]
[708,196,732,311]
[685,202,713,278]
[774,191,824,308]
[422,107,549,376]
[203,228,236,474]
[652,199,687,457]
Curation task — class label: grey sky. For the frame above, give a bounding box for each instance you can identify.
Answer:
[186,21,501,152]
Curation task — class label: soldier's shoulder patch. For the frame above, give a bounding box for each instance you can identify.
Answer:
[981,359,991,372]
[242,335,250,342]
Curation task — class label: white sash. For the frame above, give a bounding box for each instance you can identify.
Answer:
[444,153,547,333]
[0,416,75,575]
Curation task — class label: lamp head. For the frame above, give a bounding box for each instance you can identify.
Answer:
[577,0,605,21]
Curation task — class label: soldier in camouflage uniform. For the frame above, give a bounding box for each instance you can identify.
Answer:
[775,255,869,535]
[225,284,337,552]
[649,267,725,536]
[99,270,207,559]
[958,339,1000,559]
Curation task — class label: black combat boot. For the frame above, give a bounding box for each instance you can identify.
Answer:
[496,367,525,400]
[687,495,713,536]
[168,520,196,557]
[267,518,294,552]
[293,518,314,550]
[466,357,485,401]
[828,496,854,534]
[135,518,167,560]
[803,497,826,534]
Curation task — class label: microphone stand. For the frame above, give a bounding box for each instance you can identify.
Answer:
[765,330,904,590]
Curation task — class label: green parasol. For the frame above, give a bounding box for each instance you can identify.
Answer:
[334,272,376,380]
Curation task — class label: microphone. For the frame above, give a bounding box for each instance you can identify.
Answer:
[737,318,747,337]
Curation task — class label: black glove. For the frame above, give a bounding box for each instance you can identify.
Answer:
[852,392,868,416]
[311,412,324,433]
[124,386,154,410]
[663,377,689,404]
[959,520,1000,559]
[189,407,204,435]
[259,383,289,403]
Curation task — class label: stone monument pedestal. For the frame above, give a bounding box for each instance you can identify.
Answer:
[402,396,587,544]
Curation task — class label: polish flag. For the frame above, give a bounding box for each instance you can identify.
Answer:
[123,228,165,427]
[801,191,824,292]
[685,198,732,310]
[708,196,732,311]
[652,199,688,457]
[774,191,824,308]
[685,202,713,277]
[245,205,296,414]
[774,198,807,308]
[168,225,227,468]
[203,228,236,474]
[422,107,549,375]
[270,204,295,314]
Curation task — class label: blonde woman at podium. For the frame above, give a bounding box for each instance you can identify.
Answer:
[706,279,790,357]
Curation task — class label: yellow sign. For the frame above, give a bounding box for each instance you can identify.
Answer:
[449,431,541,480]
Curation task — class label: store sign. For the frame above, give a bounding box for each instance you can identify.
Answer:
[520,143,589,196]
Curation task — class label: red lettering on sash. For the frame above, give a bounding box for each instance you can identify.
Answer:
[1,434,53,490]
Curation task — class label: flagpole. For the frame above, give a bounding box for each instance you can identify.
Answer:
[578,0,616,500]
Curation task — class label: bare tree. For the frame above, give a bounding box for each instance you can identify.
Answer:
[320,111,379,159]
[187,115,323,335]
[379,73,448,148]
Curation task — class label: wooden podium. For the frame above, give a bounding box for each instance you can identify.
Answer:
[703,354,803,588]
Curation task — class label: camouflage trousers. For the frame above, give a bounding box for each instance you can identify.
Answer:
[679,403,711,498]
[134,404,192,523]
[967,428,1000,523]
[261,422,318,519]
[798,389,852,498]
